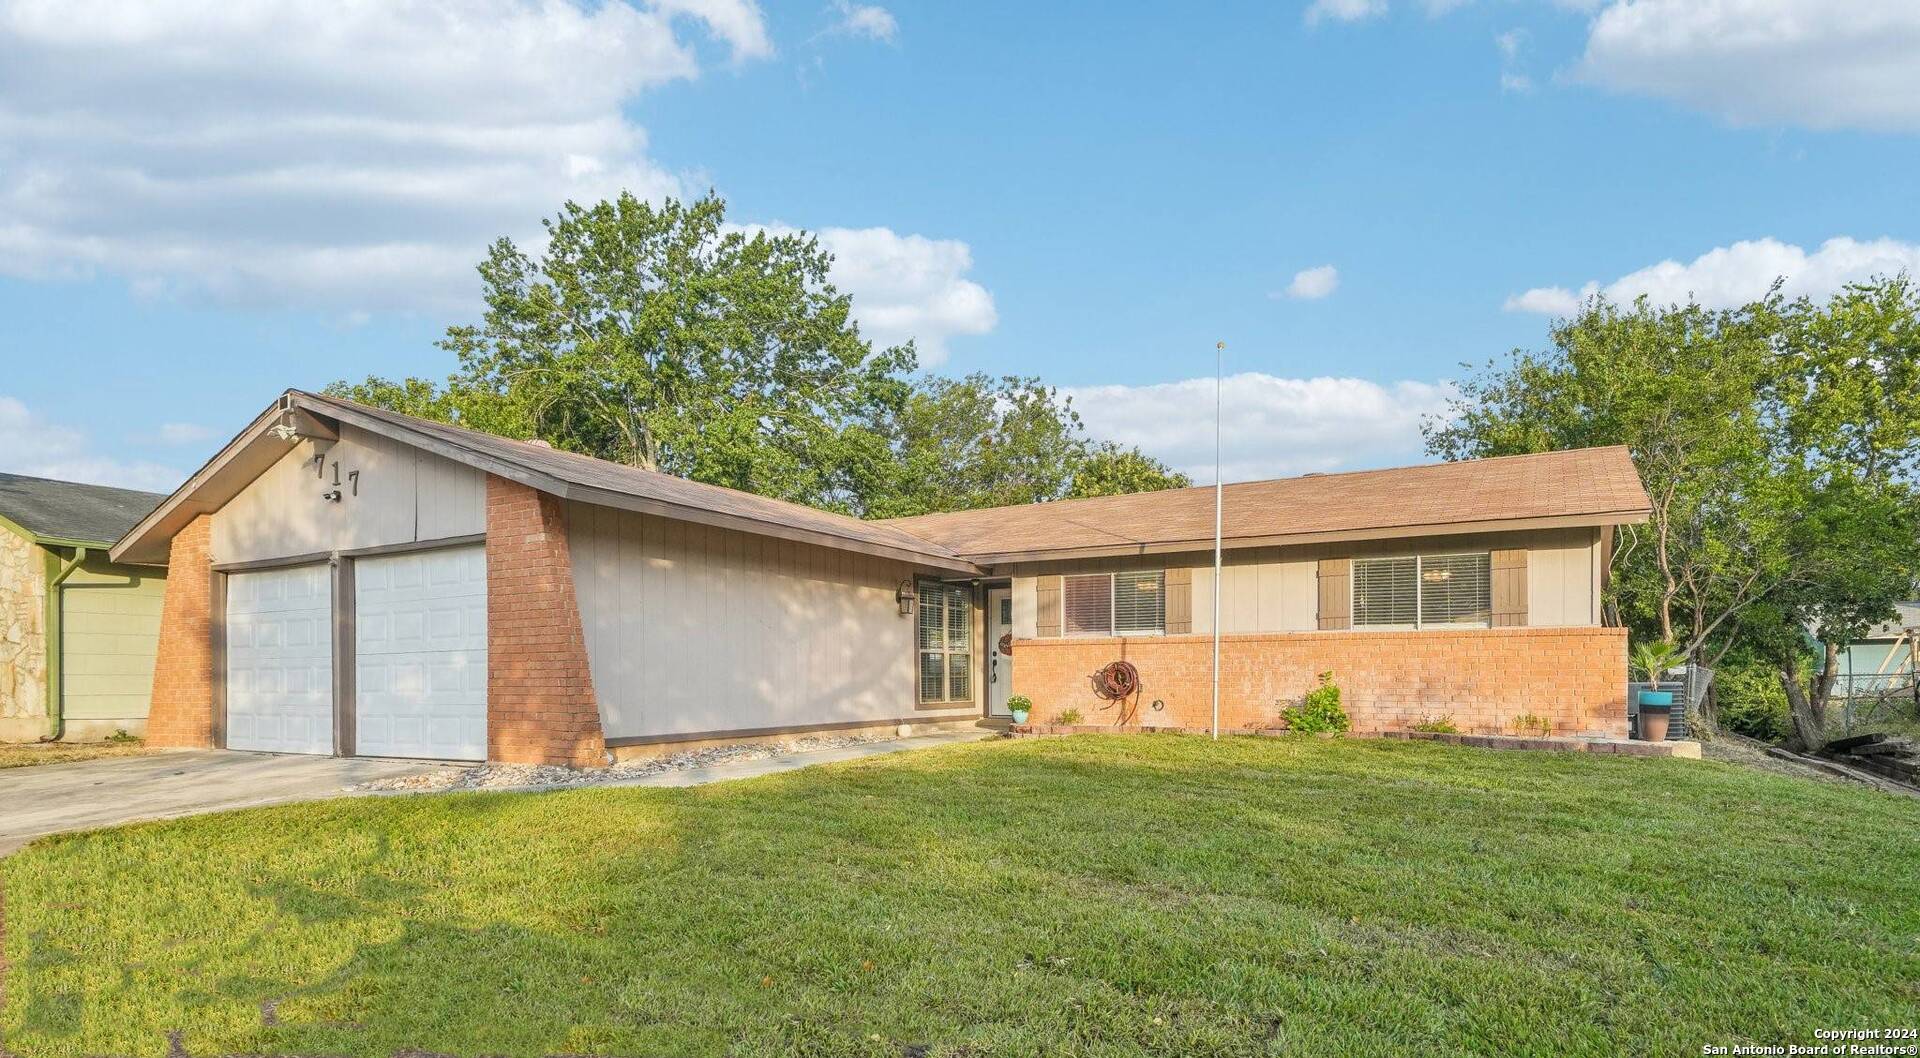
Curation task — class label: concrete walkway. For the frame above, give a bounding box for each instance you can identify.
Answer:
[0,731,997,856]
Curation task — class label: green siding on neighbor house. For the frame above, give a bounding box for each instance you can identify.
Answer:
[59,556,166,732]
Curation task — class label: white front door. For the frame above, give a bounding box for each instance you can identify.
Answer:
[987,587,1013,717]
[354,545,488,761]
[226,564,334,754]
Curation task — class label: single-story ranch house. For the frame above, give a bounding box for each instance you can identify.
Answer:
[1,473,167,742]
[115,390,1651,766]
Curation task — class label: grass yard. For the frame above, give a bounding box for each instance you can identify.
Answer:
[4,736,1918,1057]
[0,738,147,770]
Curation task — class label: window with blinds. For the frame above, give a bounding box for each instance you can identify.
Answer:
[1114,571,1166,634]
[1063,574,1112,636]
[1418,553,1491,627]
[1063,571,1166,636]
[1353,553,1490,629]
[917,581,972,703]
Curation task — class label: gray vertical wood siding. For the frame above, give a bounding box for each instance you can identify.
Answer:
[567,502,978,741]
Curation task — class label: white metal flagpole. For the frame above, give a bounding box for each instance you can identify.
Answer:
[1213,341,1224,741]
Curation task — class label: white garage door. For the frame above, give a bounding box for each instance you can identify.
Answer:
[355,545,488,760]
[226,564,334,754]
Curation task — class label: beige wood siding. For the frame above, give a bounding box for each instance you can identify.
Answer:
[568,502,975,741]
[1526,527,1600,626]
[1011,576,1038,638]
[1191,560,1316,634]
[59,558,166,727]
[212,424,486,564]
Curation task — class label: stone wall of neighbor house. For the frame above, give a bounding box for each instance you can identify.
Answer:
[485,475,608,768]
[0,531,48,741]
[1010,627,1629,738]
[145,515,216,748]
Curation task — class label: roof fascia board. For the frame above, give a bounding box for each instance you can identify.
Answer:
[109,400,287,564]
[566,482,983,575]
[302,395,982,574]
[292,395,572,498]
[960,510,1651,568]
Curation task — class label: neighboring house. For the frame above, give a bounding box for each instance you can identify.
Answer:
[0,473,168,742]
[1833,601,1919,698]
[114,391,1651,767]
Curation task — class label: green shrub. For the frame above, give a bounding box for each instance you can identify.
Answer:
[1410,715,1458,734]
[1055,708,1083,725]
[1716,664,1792,742]
[1283,671,1351,734]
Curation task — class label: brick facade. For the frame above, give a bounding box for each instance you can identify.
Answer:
[1011,627,1629,739]
[484,475,608,767]
[145,514,215,748]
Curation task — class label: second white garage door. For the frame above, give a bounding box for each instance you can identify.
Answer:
[355,545,488,760]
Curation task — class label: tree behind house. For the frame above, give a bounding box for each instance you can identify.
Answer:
[330,192,1185,519]
[1427,279,1920,748]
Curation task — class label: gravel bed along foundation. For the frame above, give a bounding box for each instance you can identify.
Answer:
[353,733,902,793]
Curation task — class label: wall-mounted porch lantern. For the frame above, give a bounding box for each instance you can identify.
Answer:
[896,580,916,617]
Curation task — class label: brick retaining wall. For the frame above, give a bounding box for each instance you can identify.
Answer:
[1010,627,1628,738]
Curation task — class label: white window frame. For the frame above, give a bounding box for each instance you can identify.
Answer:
[1350,552,1492,631]
[917,580,974,704]
[1063,571,1166,637]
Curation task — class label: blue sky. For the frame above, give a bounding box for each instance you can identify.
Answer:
[3,0,1918,491]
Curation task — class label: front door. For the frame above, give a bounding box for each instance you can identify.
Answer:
[987,587,1013,717]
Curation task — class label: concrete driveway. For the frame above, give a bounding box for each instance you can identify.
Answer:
[0,751,461,856]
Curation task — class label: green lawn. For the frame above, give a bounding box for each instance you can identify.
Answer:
[0,739,148,769]
[4,736,1917,1057]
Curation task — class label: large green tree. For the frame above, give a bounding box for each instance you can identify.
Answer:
[872,374,1190,517]
[1428,279,1920,747]
[332,192,1185,518]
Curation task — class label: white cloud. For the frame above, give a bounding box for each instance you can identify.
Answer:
[1305,0,1387,25]
[811,227,996,364]
[1277,264,1340,300]
[0,0,770,314]
[826,0,898,42]
[1506,236,1920,315]
[1066,373,1455,482]
[1500,73,1534,93]
[150,423,216,446]
[0,397,183,491]
[1576,0,1920,131]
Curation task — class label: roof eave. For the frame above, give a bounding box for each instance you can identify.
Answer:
[954,508,1652,568]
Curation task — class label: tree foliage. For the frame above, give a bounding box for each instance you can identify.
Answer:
[330,192,1185,519]
[1428,279,1920,747]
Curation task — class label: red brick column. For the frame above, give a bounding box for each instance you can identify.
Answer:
[146,514,214,748]
[485,475,608,767]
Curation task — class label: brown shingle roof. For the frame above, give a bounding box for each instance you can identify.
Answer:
[880,446,1649,562]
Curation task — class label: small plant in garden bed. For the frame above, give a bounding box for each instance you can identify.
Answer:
[1410,715,1458,734]
[1511,713,1552,737]
[1054,708,1083,725]
[1282,671,1351,734]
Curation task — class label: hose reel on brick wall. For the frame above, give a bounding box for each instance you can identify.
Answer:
[1088,659,1142,725]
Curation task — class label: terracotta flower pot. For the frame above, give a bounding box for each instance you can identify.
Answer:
[1637,688,1672,742]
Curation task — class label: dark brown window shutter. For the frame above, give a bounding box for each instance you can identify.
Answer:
[1317,558,1352,630]
[1164,567,1193,634]
[1491,548,1529,626]
[1035,575,1062,638]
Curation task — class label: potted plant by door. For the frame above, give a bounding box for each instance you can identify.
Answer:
[1630,640,1684,741]
[1006,695,1032,725]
